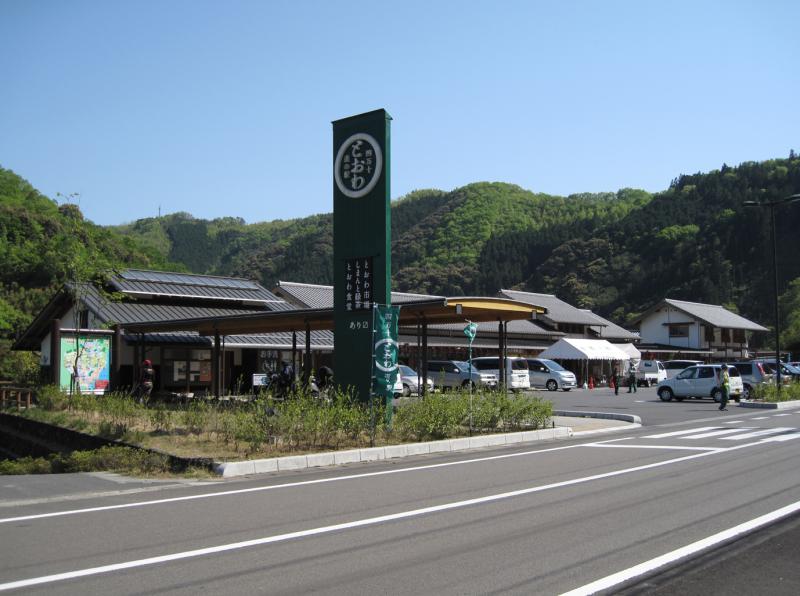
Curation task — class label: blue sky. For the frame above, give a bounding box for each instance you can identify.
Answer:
[2,0,798,226]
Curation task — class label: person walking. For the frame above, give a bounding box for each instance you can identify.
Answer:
[135,359,155,403]
[627,363,637,393]
[718,364,731,411]
[612,365,621,396]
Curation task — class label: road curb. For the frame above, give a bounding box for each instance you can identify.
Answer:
[553,410,642,424]
[213,426,572,478]
[737,399,800,410]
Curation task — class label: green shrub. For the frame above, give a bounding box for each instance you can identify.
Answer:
[180,400,209,434]
[393,392,467,441]
[754,382,800,402]
[35,385,69,411]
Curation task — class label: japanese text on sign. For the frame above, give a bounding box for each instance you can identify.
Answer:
[344,256,374,312]
[334,133,383,199]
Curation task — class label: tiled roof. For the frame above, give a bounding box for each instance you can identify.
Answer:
[122,330,334,349]
[416,319,562,338]
[275,281,441,309]
[81,284,270,325]
[498,290,601,326]
[111,269,290,308]
[579,310,638,340]
[632,298,768,331]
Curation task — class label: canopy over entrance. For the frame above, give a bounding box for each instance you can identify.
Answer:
[539,338,631,361]
[616,342,642,363]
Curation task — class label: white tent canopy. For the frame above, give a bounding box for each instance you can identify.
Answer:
[616,342,641,363]
[539,338,631,361]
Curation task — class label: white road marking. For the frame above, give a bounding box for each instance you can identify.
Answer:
[761,433,800,443]
[773,413,792,417]
[588,444,718,452]
[751,416,769,420]
[685,428,755,439]
[721,427,795,441]
[0,442,587,524]
[722,420,746,424]
[643,427,718,438]
[560,500,800,596]
[0,448,732,592]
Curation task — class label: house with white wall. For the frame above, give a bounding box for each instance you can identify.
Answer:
[633,298,768,360]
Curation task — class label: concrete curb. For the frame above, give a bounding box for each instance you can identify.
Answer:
[553,410,642,424]
[213,427,572,478]
[737,399,800,410]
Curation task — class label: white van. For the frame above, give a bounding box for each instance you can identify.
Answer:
[635,360,667,386]
[663,360,704,379]
[471,357,531,391]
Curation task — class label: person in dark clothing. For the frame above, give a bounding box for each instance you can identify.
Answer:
[136,359,155,403]
[613,366,621,396]
[627,363,637,393]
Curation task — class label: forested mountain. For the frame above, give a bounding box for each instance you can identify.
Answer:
[0,166,176,379]
[3,154,800,368]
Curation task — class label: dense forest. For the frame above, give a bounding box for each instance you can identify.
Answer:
[2,154,800,381]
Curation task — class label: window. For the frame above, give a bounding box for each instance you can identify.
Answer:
[720,328,730,342]
[669,324,690,338]
[733,329,745,343]
[704,326,715,342]
[698,367,715,379]
[677,368,697,380]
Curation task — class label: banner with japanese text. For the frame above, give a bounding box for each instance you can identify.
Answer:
[371,305,400,402]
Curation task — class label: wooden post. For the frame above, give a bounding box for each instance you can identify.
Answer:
[304,322,312,384]
[51,319,61,386]
[112,325,122,391]
[213,331,221,399]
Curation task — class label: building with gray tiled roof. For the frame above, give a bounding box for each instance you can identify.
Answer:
[14,270,329,395]
[632,298,768,360]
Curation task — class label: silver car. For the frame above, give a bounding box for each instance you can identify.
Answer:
[425,360,498,391]
[525,358,577,391]
[398,364,435,396]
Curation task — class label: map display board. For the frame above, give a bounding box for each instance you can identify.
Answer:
[59,336,111,394]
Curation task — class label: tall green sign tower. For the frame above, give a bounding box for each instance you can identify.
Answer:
[332,109,392,401]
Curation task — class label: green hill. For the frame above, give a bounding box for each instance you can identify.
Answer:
[3,153,800,382]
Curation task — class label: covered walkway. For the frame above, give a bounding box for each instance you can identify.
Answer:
[123,297,547,397]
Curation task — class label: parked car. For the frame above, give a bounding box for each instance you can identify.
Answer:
[657,364,743,402]
[525,358,577,391]
[392,375,404,397]
[662,360,704,379]
[425,360,498,391]
[397,364,434,396]
[755,360,800,383]
[728,361,774,399]
[635,360,667,386]
[471,357,531,391]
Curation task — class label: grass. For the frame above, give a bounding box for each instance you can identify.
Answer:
[1,385,554,475]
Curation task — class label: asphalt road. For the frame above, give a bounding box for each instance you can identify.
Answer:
[2,390,800,595]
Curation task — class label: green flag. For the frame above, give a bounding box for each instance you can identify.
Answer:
[372,305,400,403]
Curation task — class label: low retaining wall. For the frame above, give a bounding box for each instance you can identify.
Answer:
[0,413,214,472]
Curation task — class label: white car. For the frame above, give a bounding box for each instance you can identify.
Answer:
[471,357,531,391]
[397,365,435,396]
[657,364,743,402]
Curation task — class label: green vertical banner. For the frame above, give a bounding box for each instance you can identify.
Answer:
[372,304,400,423]
[333,109,392,402]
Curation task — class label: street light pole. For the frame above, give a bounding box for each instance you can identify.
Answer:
[744,193,800,394]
